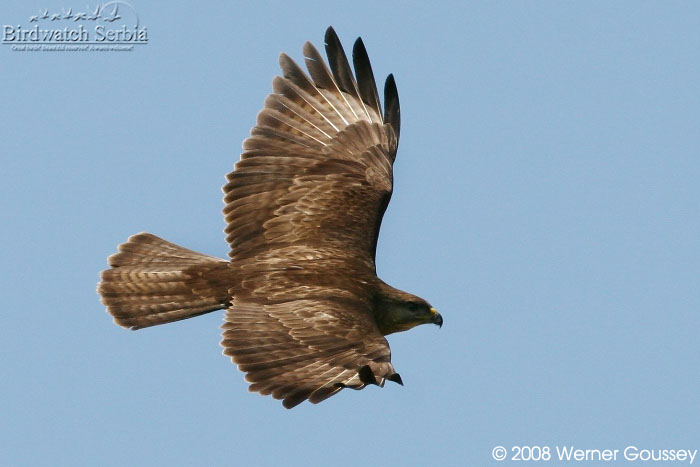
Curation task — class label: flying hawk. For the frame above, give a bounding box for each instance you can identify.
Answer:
[98,27,442,409]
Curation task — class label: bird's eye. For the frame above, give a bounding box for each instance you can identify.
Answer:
[407,302,422,312]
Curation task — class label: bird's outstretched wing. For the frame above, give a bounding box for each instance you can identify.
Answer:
[223,26,400,262]
[221,27,402,407]
[223,288,401,408]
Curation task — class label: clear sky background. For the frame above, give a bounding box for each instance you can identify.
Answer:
[2,1,698,466]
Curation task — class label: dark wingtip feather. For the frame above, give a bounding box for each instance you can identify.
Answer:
[324,26,359,97]
[384,73,400,143]
[358,364,379,386]
[352,37,381,118]
[324,26,337,45]
[388,372,403,386]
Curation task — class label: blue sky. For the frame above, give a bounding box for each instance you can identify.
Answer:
[2,1,698,466]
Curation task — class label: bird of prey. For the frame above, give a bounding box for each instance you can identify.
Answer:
[98,27,442,409]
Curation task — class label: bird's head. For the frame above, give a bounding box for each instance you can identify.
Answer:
[375,289,442,335]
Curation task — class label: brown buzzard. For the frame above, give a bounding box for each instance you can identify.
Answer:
[98,27,442,409]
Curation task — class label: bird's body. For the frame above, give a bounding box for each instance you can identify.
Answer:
[99,27,441,408]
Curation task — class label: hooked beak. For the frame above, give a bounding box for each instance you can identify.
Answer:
[430,307,443,328]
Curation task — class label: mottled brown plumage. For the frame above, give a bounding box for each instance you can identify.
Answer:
[98,27,441,409]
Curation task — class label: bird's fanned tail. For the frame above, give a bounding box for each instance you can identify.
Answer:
[98,233,233,330]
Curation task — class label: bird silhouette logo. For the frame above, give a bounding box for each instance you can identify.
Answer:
[102,4,121,23]
[26,2,137,27]
[86,5,102,21]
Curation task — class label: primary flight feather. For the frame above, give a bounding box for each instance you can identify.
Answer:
[98,27,441,409]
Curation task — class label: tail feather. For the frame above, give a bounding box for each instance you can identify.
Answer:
[99,233,233,330]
